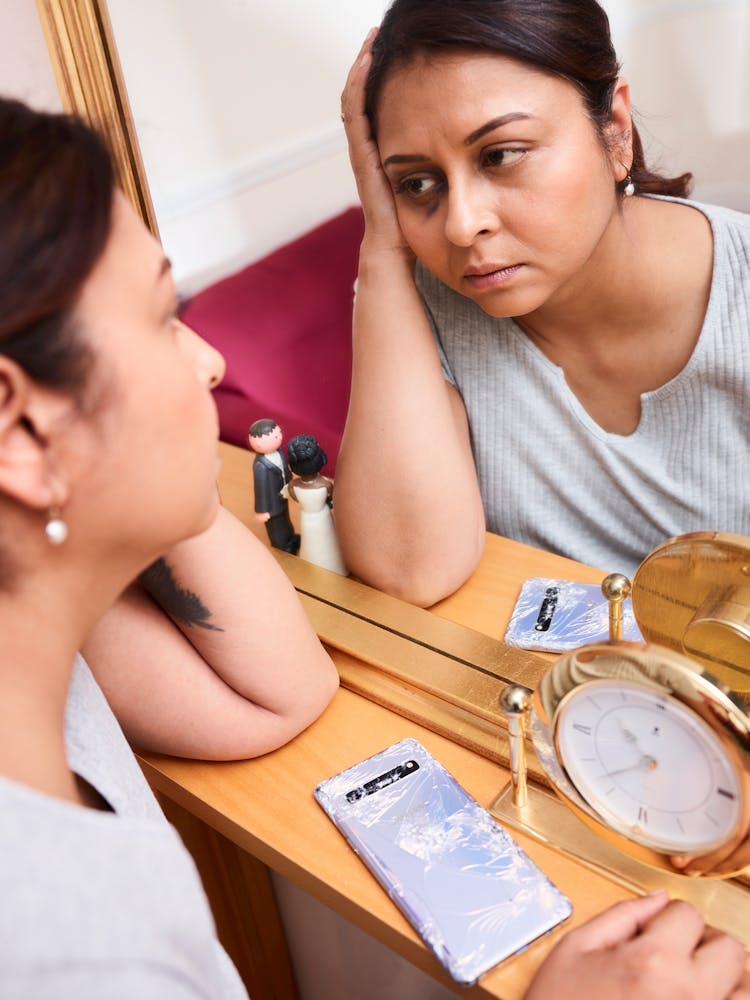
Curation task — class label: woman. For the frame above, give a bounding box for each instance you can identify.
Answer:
[287,433,348,575]
[0,95,338,995]
[334,0,750,607]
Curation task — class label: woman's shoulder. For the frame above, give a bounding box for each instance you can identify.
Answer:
[0,777,230,996]
[643,196,749,308]
[679,198,750,294]
[647,193,750,236]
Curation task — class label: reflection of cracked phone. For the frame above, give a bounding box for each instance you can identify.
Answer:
[314,739,572,986]
[505,577,643,652]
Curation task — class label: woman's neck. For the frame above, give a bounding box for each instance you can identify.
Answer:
[0,568,119,807]
[512,198,713,435]
[516,197,711,353]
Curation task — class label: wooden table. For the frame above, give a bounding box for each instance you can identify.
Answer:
[140,443,631,1000]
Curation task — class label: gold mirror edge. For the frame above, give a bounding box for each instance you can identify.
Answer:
[276,553,548,684]
[491,781,750,944]
[293,580,551,777]
[331,648,550,785]
[36,0,159,235]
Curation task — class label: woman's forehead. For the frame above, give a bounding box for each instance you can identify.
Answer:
[377,51,583,141]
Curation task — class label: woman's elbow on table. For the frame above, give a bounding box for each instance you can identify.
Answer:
[342,531,485,608]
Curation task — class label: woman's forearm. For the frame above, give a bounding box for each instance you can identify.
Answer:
[83,505,339,758]
[334,246,485,605]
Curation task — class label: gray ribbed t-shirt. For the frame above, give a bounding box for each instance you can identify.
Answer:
[417,199,750,576]
[0,656,248,999]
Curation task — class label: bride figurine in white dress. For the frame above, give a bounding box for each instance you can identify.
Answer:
[286,435,348,576]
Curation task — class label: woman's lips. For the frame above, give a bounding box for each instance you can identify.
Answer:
[464,263,523,289]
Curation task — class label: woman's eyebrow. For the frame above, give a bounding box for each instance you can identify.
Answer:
[383,153,430,168]
[382,111,534,167]
[464,112,532,145]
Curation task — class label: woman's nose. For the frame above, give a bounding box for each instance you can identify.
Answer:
[178,320,225,388]
[204,342,225,389]
[443,177,498,247]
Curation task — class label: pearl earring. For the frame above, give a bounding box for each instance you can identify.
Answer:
[45,507,68,545]
[623,175,635,197]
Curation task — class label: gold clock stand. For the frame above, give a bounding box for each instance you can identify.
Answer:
[490,779,750,945]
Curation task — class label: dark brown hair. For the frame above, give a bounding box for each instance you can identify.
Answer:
[0,97,115,393]
[287,434,327,477]
[365,0,691,198]
[249,418,278,438]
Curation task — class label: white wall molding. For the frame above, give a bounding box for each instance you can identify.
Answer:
[153,122,347,224]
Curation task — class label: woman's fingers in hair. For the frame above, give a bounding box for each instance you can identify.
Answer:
[340,27,378,128]
[340,27,405,245]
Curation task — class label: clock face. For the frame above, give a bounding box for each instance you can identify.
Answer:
[554,679,743,854]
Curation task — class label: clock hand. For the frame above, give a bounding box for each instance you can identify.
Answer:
[618,721,650,757]
[601,755,657,779]
[619,722,638,745]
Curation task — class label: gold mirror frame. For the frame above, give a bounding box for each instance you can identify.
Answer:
[36,0,158,236]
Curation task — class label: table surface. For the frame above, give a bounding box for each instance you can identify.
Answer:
[141,442,631,999]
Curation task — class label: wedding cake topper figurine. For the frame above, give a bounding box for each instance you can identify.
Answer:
[248,419,300,554]
[286,434,348,576]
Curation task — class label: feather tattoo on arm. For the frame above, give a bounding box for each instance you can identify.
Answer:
[139,558,224,632]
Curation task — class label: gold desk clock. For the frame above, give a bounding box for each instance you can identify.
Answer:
[492,531,750,942]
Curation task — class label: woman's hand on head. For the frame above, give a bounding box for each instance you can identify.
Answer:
[524,894,750,1000]
[341,29,410,258]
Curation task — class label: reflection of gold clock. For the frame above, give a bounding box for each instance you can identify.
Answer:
[632,531,750,692]
[493,532,750,940]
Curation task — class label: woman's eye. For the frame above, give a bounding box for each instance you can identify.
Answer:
[483,147,525,168]
[396,175,440,199]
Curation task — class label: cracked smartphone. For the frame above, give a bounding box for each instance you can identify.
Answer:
[314,738,572,986]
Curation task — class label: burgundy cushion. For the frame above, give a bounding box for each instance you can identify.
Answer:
[180,206,364,473]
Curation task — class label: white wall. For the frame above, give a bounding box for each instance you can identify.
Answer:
[606,0,750,211]
[107,0,387,292]
[0,0,61,111]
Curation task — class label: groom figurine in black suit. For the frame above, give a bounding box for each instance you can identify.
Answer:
[248,418,300,554]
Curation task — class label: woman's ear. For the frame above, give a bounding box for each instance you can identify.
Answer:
[0,357,71,511]
[607,77,634,182]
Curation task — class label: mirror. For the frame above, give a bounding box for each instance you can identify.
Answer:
[36,0,750,770]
